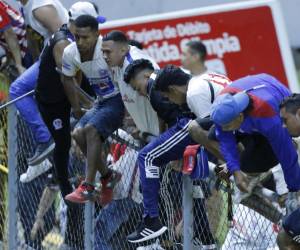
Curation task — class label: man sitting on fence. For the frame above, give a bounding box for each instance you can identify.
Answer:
[124,56,229,244]
[62,16,125,205]
[9,0,69,166]
[210,74,300,195]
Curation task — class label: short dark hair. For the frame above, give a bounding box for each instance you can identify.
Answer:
[154,65,191,92]
[129,39,143,49]
[75,15,98,31]
[280,94,300,114]
[186,40,207,61]
[124,59,154,84]
[103,30,128,43]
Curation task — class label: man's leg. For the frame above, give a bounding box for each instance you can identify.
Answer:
[9,61,53,165]
[38,101,85,248]
[66,95,125,205]
[72,127,87,156]
[38,100,72,198]
[84,124,107,182]
[127,118,194,243]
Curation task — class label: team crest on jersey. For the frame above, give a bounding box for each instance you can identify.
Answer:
[99,69,108,75]
[53,119,63,130]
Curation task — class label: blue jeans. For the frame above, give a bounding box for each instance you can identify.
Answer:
[9,60,51,143]
[77,94,124,140]
[94,198,138,250]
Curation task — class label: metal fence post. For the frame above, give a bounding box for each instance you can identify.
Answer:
[182,175,193,250]
[7,105,18,250]
[84,202,94,249]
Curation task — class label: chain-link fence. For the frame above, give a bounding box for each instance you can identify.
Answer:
[0,70,9,249]
[2,90,286,250]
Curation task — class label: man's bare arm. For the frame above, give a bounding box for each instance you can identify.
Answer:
[33,5,64,33]
[3,27,25,74]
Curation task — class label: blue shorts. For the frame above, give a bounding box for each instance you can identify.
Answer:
[77,94,124,140]
[283,208,300,243]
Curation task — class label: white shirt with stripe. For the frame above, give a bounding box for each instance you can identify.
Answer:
[22,0,68,41]
[112,46,160,137]
[62,36,119,99]
[187,72,231,118]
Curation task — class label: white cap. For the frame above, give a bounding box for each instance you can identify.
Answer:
[68,2,98,20]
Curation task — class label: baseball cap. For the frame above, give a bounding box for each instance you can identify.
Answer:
[210,92,250,126]
[68,2,106,23]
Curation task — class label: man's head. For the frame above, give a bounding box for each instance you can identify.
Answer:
[74,15,99,55]
[277,229,300,250]
[154,65,191,105]
[277,207,300,250]
[280,94,300,137]
[124,59,154,96]
[68,2,103,34]
[210,92,250,131]
[68,1,106,24]
[102,30,129,67]
[181,40,207,71]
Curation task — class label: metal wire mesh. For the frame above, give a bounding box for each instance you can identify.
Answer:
[13,115,85,249]
[4,94,285,250]
[1,95,86,250]
[221,175,283,250]
[92,132,143,250]
[0,70,9,249]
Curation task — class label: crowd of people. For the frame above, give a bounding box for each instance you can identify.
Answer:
[1,0,300,249]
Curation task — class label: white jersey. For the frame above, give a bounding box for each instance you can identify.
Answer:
[22,0,68,41]
[112,46,160,136]
[222,204,278,250]
[187,72,231,118]
[62,36,119,99]
[111,130,142,204]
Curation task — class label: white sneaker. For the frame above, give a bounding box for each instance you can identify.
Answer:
[136,239,165,250]
[193,237,217,250]
[20,158,52,183]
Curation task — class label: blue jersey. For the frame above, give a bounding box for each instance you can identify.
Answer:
[215,73,300,191]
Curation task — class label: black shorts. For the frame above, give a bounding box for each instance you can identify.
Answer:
[237,133,278,173]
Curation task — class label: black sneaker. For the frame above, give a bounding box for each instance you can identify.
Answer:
[28,140,55,166]
[127,216,167,243]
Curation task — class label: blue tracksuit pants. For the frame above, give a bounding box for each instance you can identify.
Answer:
[138,117,193,217]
